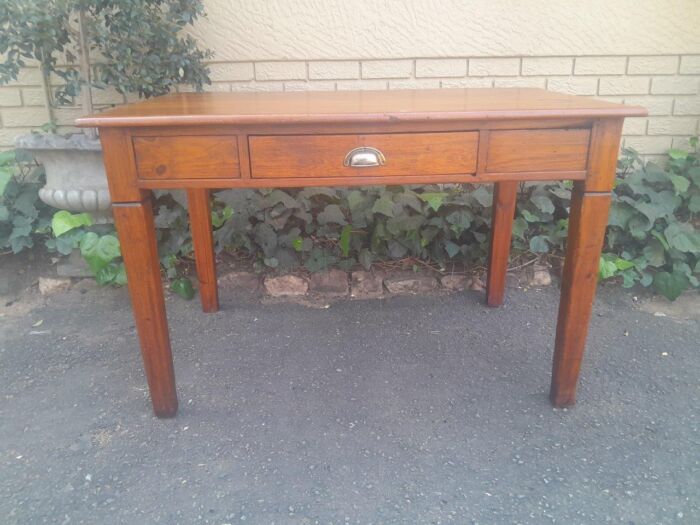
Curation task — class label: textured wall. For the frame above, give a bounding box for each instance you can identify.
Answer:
[1,0,699,159]
[190,0,700,60]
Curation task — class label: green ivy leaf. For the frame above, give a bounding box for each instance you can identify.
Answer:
[446,209,473,230]
[114,263,127,286]
[620,268,638,288]
[263,256,279,268]
[688,194,700,213]
[664,223,700,254]
[171,277,195,300]
[52,210,93,237]
[372,195,396,217]
[608,201,636,228]
[347,190,365,211]
[639,272,653,287]
[471,187,492,208]
[667,149,688,160]
[80,232,105,274]
[418,192,448,212]
[628,214,652,239]
[688,166,700,187]
[339,224,352,257]
[653,271,689,301]
[521,209,540,223]
[358,248,373,270]
[614,257,635,271]
[95,263,121,285]
[305,247,336,272]
[529,235,549,253]
[96,235,121,261]
[444,241,460,258]
[530,194,555,214]
[668,174,690,195]
[317,204,347,225]
[512,217,528,239]
[253,222,277,257]
[642,239,666,267]
[0,168,12,196]
[598,257,618,279]
[0,150,16,166]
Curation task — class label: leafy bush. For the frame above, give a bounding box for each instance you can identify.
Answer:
[0,0,212,128]
[0,150,53,253]
[44,141,699,301]
[602,138,700,300]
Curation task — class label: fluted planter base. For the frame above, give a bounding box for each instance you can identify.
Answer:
[15,133,111,223]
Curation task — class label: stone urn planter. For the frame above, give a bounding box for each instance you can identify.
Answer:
[15,133,111,223]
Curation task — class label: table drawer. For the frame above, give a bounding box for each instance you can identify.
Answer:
[249,132,479,179]
[485,129,590,173]
[133,135,240,180]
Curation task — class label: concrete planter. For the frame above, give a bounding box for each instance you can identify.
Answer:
[15,133,111,223]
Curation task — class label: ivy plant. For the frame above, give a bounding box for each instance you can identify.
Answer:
[41,141,699,302]
[0,150,53,253]
[601,139,700,300]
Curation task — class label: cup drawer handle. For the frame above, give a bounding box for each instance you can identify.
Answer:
[343,147,386,168]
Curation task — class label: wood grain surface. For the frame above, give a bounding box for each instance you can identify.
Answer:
[249,132,479,179]
[485,129,591,173]
[76,88,647,128]
[81,88,647,416]
[133,135,240,180]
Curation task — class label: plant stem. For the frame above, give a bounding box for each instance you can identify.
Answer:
[38,53,55,130]
[77,9,97,140]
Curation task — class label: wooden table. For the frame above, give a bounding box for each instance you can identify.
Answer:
[77,88,646,417]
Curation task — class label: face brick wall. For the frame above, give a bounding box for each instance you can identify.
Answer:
[3,55,697,162]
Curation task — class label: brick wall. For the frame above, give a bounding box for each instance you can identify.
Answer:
[1,54,699,162]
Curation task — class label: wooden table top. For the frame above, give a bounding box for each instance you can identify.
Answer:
[76,88,647,128]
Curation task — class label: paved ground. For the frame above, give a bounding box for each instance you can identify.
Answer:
[0,276,698,524]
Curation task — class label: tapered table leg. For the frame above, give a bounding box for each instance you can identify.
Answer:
[113,198,178,417]
[187,189,219,313]
[486,181,518,306]
[550,182,611,407]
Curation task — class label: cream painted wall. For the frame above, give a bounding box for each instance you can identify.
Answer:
[1,0,699,158]
[191,0,700,60]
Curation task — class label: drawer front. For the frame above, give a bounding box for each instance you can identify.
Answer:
[133,135,240,180]
[249,132,479,179]
[485,129,590,173]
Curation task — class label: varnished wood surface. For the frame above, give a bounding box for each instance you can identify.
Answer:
[486,181,518,307]
[76,88,647,128]
[134,170,588,190]
[187,189,219,313]
[113,200,178,417]
[249,132,479,179]
[133,135,240,180]
[86,88,647,416]
[485,129,590,173]
[584,119,624,192]
[99,127,144,202]
[550,186,612,407]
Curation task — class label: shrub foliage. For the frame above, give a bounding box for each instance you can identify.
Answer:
[6,142,699,301]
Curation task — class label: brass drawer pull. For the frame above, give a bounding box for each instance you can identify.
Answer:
[343,147,385,168]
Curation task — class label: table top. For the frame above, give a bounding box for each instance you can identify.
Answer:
[76,88,647,128]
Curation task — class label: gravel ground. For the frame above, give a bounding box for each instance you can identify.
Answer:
[0,279,698,524]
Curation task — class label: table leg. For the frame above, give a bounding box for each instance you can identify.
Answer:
[113,199,178,417]
[187,189,219,313]
[550,182,611,407]
[486,181,518,306]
